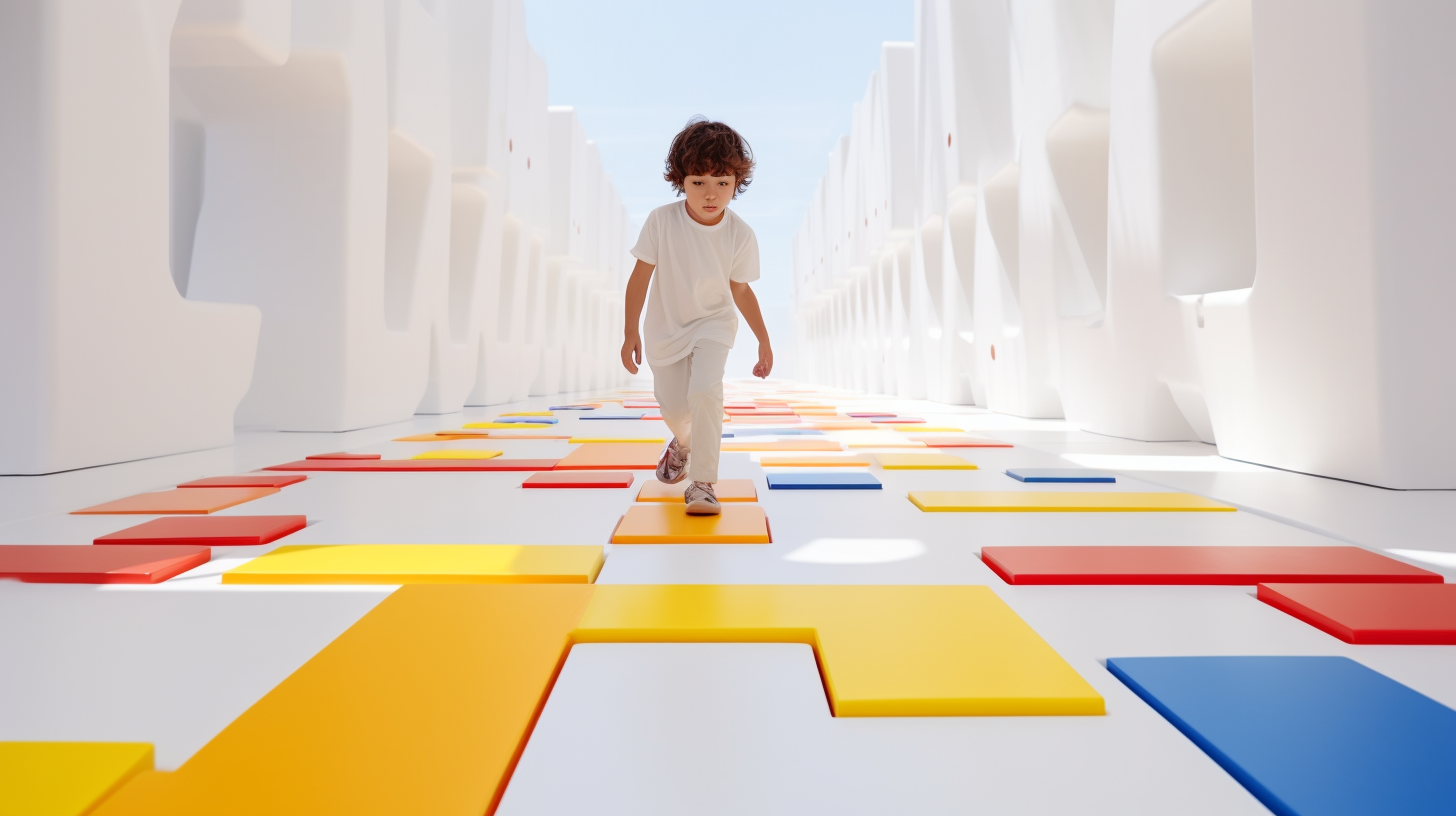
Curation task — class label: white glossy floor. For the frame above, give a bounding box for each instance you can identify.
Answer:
[3,380,1454,814]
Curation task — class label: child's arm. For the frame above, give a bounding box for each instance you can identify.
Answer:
[620,259,655,374]
[730,281,773,378]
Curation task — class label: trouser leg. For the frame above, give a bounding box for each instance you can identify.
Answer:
[685,340,729,483]
[650,355,692,452]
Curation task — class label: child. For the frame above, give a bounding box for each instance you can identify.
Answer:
[620,117,773,515]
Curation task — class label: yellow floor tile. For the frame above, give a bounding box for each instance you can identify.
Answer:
[91,585,595,816]
[611,504,770,544]
[875,453,978,470]
[0,742,153,816]
[462,422,548,430]
[222,545,604,585]
[908,491,1237,512]
[574,585,1104,716]
[636,479,758,502]
[411,449,504,460]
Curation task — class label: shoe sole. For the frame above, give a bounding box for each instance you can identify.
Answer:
[685,502,721,516]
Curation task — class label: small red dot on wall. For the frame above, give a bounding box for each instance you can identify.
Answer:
[508,139,513,152]
[947,133,953,147]
[526,157,531,169]
[990,345,997,361]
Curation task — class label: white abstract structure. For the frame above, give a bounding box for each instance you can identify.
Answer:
[794,0,1456,489]
[0,0,630,474]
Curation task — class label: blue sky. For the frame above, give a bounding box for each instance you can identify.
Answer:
[524,0,914,379]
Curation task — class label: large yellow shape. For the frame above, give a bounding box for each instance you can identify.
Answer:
[574,585,1104,716]
[875,453,978,470]
[612,504,770,544]
[411,449,504,460]
[0,742,153,816]
[462,422,548,429]
[92,585,595,816]
[909,491,1236,512]
[84,582,1102,815]
[221,545,604,585]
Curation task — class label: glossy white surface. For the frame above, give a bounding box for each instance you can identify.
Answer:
[498,643,1266,815]
[2,387,1454,810]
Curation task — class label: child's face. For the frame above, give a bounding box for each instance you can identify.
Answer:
[683,173,735,223]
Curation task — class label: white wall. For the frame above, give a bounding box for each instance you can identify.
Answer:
[793,0,1456,488]
[0,0,261,475]
[0,0,629,471]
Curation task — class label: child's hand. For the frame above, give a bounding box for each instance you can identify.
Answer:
[621,333,642,374]
[753,343,773,379]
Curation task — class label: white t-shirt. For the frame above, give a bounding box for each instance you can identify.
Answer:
[630,201,760,366]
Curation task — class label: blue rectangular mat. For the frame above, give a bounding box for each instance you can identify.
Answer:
[1107,656,1456,816]
[1006,468,1114,483]
[767,472,882,490]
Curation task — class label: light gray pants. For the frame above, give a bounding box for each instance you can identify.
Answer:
[650,339,729,483]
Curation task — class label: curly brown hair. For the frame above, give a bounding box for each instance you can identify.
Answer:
[663,117,755,198]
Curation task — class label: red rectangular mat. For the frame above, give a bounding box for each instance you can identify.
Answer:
[179,474,307,488]
[96,516,307,547]
[980,546,1443,585]
[1257,583,1456,644]
[0,545,209,583]
[264,459,559,472]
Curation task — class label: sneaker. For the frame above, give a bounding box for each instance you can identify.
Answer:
[685,481,720,515]
[655,438,688,484]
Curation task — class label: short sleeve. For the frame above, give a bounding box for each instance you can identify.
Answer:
[730,224,760,283]
[630,209,659,265]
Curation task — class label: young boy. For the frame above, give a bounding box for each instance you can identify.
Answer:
[620,118,773,515]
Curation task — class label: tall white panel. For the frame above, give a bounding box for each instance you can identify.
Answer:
[1190,0,1456,487]
[1049,0,1205,441]
[0,0,261,474]
[178,0,434,431]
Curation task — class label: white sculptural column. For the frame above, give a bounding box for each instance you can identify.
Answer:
[0,0,262,474]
